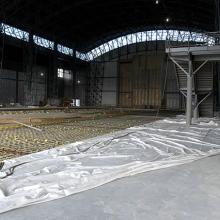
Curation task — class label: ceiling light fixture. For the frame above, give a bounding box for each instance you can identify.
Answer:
[165,17,170,23]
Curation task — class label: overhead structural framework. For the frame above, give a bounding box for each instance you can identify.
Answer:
[166,35,220,127]
[0,23,73,56]
[0,0,214,48]
[77,30,215,61]
[0,22,215,62]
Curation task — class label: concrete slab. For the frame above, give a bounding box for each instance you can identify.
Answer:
[1,155,220,220]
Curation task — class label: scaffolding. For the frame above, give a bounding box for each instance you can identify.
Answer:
[87,62,105,106]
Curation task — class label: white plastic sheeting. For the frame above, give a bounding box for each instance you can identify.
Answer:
[0,117,220,213]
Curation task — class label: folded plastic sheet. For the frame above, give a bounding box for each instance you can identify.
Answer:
[0,117,220,213]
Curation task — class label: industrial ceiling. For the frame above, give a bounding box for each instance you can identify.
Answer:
[0,0,216,51]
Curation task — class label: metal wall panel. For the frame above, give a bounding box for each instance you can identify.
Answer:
[95,42,188,110]
[18,72,25,104]
[93,41,215,115]
[195,62,214,117]
[147,54,162,107]
[0,70,16,104]
[119,52,163,109]
[196,62,213,92]
[164,62,183,109]
[102,61,118,106]
[132,55,147,107]
[119,62,133,107]
[23,66,47,106]
[0,66,84,106]
[0,79,16,104]
[75,68,88,106]
[64,72,74,99]
[199,96,214,117]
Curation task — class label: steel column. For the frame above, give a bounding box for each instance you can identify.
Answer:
[186,54,193,127]
[15,70,19,103]
[215,0,220,111]
[193,95,199,120]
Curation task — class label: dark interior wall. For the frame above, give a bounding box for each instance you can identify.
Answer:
[74,63,89,106]
[0,36,88,106]
[88,42,183,110]
[88,41,217,116]
[118,52,164,108]
[87,61,118,106]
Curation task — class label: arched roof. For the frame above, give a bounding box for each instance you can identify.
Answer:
[0,0,216,51]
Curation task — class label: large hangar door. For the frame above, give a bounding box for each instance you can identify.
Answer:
[119,62,133,107]
[119,54,162,109]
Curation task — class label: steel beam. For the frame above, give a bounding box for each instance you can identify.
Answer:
[169,56,188,76]
[193,60,209,75]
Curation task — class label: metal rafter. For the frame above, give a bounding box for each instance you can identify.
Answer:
[0,0,215,51]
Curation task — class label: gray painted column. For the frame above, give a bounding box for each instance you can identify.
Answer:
[215,0,220,111]
[186,54,193,127]
[15,70,19,103]
[193,95,199,120]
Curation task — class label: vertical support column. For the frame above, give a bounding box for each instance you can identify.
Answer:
[218,63,220,112]
[15,70,19,103]
[193,95,199,120]
[47,41,58,101]
[72,49,76,100]
[74,69,78,100]
[215,0,220,111]
[53,42,58,98]
[25,32,34,105]
[186,53,193,127]
[0,23,4,71]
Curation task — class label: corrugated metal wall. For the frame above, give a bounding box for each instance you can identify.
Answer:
[92,42,182,110]
[195,62,214,117]
[91,42,214,115]
[164,62,184,110]
[24,67,47,106]
[64,72,74,99]
[119,52,163,109]
[91,46,183,110]
[75,68,88,106]
[88,62,118,106]
[101,62,118,106]
[119,62,133,107]
[0,67,78,106]
[0,70,16,104]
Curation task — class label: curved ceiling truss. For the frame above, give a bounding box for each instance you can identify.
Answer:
[0,22,215,62]
[0,0,216,51]
[76,30,215,61]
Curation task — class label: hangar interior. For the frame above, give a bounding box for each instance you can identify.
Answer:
[1,1,220,219]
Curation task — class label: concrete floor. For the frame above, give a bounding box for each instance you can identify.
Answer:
[1,155,220,220]
[0,109,161,161]
[2,109,218,220]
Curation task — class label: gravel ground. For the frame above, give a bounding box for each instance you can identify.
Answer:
[0,114,159,161]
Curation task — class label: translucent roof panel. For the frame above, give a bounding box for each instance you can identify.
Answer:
[57,44,73,56]
[76,30,214,61]
[1,23,29,41]
[33,35,54,50]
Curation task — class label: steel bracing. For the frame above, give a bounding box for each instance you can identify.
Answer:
[0,0,217,62]
[166,34,220,127]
